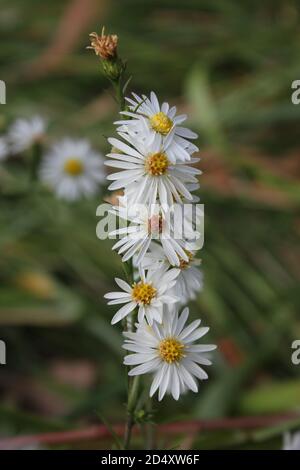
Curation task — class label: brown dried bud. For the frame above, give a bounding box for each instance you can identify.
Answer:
[88,27,118,60]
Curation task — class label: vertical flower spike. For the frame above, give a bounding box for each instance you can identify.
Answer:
[88,25,214,442]
[102,89,214,403]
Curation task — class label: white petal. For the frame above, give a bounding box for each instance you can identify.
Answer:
[178,364,198,392]
[171,366,180,400]
[104,292,131,299]
[150,363,166,397]
[108,137,143,159]
[107,297,132,305]
[184,360,208,380]
[124,352,158,365]
[115,278,132,293]
[158,364,171,401]
[179,319,201,340]
[128,357,161,376]
[111,301,136,324]
[183,327,209,343]
[175,307,189,335]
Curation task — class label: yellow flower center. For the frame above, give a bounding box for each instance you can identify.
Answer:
[132,282,157,305]
[179,251,194,270]
[159,337,185,364]
[64,158,83,176]
[145,152,169,176]
[150,112,173,135]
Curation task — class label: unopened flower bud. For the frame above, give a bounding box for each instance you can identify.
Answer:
[102,58,125,81]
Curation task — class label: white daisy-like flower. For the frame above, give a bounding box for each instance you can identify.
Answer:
[283,431,300,450]
[142,244,203,304]
[0,136,9,161]
[104,266,180,325]
[105,132,201,206]
[123,306,216,401]
[8,116,46,154]
[115,91,199,162]
[109,203,193,267]
[40,138,104,201]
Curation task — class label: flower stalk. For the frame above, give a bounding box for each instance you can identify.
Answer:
[89,26,217,451]
[90,30,140,447]
[29,141,42,182]
[124,375,140,449]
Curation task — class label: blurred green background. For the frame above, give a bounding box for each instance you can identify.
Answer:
[1,0,300,450]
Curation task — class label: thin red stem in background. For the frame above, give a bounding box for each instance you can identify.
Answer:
[0,413,298,449]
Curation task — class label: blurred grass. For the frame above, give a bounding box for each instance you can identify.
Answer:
[0,0,300,449]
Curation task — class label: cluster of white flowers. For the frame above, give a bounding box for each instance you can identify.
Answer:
[104,92,216,401]
[0,116,105,201]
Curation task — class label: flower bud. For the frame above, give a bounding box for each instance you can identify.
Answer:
[88,27,118,60]
[88,27,125,81]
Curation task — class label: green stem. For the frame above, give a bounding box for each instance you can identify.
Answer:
[112,77,125,111]
[29,142,42,183]
[109,61,141,450]
[124,375,140,449]
[128,375,140,414]
[145,397,154,450]
[123,414,134,450]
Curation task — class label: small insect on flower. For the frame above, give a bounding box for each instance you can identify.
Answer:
[104,266,180,325]
[8,116,46,154]
[39,138,105,201]
[123,307,216,400]
[0,136,9,161]
[105,132,201,206]
[115,92,199,162]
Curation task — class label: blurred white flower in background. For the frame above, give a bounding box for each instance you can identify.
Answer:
[0,136,9,161]
[39,138,104,201]
[8,116,46,153]
[283,431,300,450]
